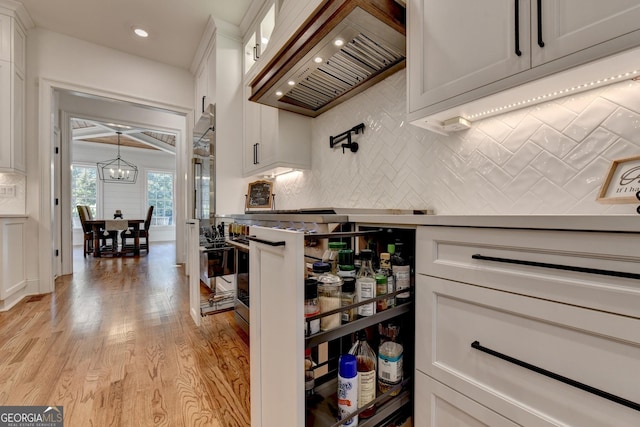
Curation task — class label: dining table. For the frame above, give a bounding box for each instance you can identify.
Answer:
[85,218,145,256]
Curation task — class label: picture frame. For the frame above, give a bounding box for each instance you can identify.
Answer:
[246,180,274,210]
[596,155,640,204]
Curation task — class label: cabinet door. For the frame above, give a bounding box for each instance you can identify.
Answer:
[0,14,9,62]
[259,3,276,57]
[243,85,261,174]
[0,60,10,170]
[415,373,518,427]
[408,0,531,114]
[256,104,278,169]
[416,275,640,426]
[194,61,208,118]
[533,0,640,67]
[12,67,24,172]
[243,31,257,75]
[249,226,306,427]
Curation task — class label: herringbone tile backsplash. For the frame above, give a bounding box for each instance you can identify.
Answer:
[273,70,640,215]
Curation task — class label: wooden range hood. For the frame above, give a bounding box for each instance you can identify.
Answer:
[249,0,406,118]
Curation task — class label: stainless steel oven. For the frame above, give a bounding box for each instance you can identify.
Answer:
[234,243,250,334]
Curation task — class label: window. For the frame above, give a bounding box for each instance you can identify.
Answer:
[71,164,97,228]
[147,171,174,226]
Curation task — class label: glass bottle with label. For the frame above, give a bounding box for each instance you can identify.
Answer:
[380,251,395,308]
[337,249,356,279]
[314,263,342,331]
[323,241,347,274]
[391,241,411,305]
[378,321,403,396]
[304,278,320,336]
[356,249,376,317]
[341,277,357,324]
[348,330,377,419]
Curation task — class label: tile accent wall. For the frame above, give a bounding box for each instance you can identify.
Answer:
[272,70,640,215]
[0,173,26,214]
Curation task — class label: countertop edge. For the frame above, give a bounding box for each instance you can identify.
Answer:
[0,214,28,218]
[347,215,640,232]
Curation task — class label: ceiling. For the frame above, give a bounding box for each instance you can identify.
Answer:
[19,0,254,69]
[72,118,176,153]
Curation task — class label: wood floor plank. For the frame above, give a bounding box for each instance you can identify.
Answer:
[0,243,250,426]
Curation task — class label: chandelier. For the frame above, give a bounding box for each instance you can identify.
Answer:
[97,132,138,184]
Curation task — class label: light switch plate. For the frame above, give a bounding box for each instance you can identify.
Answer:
[0,184,16,197]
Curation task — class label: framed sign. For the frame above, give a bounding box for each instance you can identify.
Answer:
[246,180,274,210]
[597,155,640,203]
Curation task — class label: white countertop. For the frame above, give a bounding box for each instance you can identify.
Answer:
[348,214,640,232]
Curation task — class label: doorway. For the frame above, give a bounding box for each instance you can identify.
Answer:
[53,88,189,278]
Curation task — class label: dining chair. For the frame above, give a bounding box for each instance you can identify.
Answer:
[121,205,154,254]
[76,205,94,257]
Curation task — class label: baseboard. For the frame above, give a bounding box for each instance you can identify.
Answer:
[0,279,43,312]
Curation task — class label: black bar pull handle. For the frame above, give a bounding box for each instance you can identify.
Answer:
[202,95,206,113]
[255,142,260,164]
[514,0,522,56]
[471,341,640,412]
[246,236,286,247]
[471,254,640,280]
[537,0,545,47]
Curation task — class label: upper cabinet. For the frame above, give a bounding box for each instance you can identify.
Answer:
[408,0,640,133]
[242,83,311,178]
[0,10,26,173]
[243,2,276,76]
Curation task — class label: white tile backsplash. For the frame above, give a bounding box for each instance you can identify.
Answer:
[271,70,640,215]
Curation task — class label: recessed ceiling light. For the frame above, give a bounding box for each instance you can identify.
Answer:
[133,28,149,38]
[314,57,323,63]
[275,91,283,96]
[287,80,295,86]
[334,39,344,47]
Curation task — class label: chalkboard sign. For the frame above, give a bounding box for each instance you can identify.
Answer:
[246,180,274,210]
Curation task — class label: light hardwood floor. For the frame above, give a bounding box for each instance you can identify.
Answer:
[0,242,250,426]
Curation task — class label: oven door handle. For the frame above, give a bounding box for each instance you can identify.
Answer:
[246,235,286,247]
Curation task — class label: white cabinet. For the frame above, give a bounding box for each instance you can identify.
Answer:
[408,0,640,130]
[242,84,311,177]
[415,224,640,425]
[0,11,25,173]
[243,2,276,76]
[414,373,518,427]
[0,217,26,306]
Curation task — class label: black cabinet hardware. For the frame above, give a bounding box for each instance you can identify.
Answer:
[255,142,260,164]
[246,236,286,246]
[514,0,522,56]
[202,95,206,113]
[471,253,640,280]
[471,340,640,412]
[537,0,545,47]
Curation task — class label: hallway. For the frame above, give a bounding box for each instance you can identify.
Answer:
[0,243,250,426]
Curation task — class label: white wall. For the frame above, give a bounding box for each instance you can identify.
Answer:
[72,141,176,245]
[267,70,640,215]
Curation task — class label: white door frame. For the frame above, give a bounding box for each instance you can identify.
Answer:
[38,78,193,290]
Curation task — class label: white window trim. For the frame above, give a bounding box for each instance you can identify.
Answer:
[145,169,176,228]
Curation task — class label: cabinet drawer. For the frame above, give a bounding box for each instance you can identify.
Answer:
[415,372,517,427]
[416,276,640,426]
[416,226,640,318]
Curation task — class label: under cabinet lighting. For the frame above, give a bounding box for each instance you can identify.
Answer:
[467,70,640,120]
